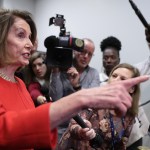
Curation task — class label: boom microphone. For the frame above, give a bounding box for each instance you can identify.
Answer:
[44,36,84,52]
[129,0,149,29]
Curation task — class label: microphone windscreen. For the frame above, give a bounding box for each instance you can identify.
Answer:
[44,36,59,48]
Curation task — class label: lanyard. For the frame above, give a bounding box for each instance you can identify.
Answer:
[109,113,125,150]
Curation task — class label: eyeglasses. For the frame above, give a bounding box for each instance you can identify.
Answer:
[79,50,94,57]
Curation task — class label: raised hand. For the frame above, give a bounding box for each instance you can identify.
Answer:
[67,67,80,88]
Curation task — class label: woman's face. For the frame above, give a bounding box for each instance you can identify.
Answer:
[6,17,33,67]
[32,57,47,79]
[109,67,133,82]
[109,67,134,93]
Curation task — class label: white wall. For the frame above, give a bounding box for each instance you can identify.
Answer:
[0,0,3,7]
[1,0,35,18]
[35,0,150,73]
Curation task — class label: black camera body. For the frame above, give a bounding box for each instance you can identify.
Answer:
[45,14,84,69]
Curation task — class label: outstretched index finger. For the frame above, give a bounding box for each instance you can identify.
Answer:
[122,75,149,90]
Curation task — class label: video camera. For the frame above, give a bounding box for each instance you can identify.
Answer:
[44,14,84,69]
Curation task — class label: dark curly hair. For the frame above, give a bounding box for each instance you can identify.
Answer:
[100,36,122,52]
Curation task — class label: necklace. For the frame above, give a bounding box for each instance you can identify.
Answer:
[0,71,16,82]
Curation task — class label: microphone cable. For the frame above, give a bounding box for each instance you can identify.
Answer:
[139,100,150,107]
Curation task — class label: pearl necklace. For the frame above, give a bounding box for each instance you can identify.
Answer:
[0,71,16,82]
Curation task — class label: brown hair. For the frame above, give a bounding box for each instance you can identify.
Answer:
[0,9,37,66]
[24,51,50,87]
[109,63,140,117]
